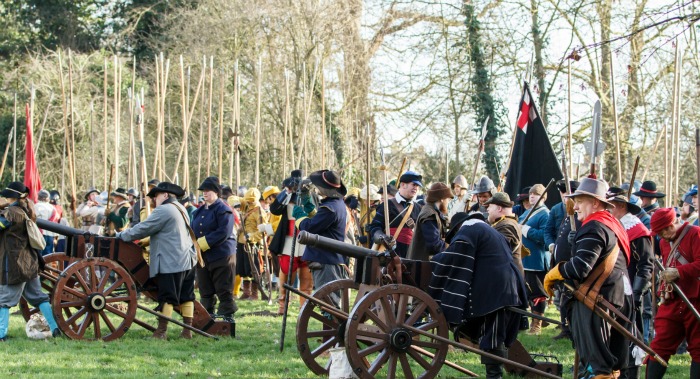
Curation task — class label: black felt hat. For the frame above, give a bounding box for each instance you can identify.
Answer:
[147,182,185,198]
[446,212,470,243]
[198,176,222,195]
[633,181,665,198]
[309,170,347,196]
[0,182,29,199]
[556,180,581,193]
[111,187,128,200]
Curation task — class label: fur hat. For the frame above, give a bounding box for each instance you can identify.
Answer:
[425,182,452,203]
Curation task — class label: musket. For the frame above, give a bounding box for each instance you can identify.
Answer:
[590,100,602,178]
[563,282,668,367]
[654,258,700,323]
[520,178,555,225]
[506,306,563,325]
[627,156,640,199]
[560,140,576,231]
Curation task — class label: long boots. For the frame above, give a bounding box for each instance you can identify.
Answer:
[38,302,61,337]
[153,303,173,339]
[298,267,314,308]
[180,302,194,339]
[249,281,259,301]
[481,344,508,379]
[527,315,542,335]
[233,275,242,298]
[645,360,667,379]
[0,307,9,341]
[239,280,252,300]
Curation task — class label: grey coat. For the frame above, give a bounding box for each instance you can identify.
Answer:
[117,199,196,278]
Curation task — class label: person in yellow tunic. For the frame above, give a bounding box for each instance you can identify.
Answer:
[237,188,265,300]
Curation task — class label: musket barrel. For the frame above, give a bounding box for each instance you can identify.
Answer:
[36,218,86,236]
[297,231,382,260]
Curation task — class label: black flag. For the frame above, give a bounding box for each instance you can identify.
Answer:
[504,82,563,208]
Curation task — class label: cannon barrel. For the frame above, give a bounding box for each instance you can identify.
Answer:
[36,219,87,236]
[297,231,382,260]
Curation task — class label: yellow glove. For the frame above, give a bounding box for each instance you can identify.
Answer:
[197,236,211,252]
[543,263,564,297]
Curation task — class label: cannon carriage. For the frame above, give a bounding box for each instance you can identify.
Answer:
[292,231,563,379]
[23,219,234,341]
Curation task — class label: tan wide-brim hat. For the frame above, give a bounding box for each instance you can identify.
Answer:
[565,177,614,207]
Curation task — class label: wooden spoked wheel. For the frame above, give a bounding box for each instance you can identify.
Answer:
[296,279,360,375]
[344,284,449,379]
[52,258,137,341]
[20,253,76,321]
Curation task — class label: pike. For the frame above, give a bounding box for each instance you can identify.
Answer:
[136,91,150,215]
[255,57,262,187]
[0,127,14,181]
[34,92,54,160]
[196,56,206,191]
[104,164,116,236]
[380,148,390,238]
[395,157,407,185]
[559,140,576,231]
[206,56,214,176]
[697,129,700,200]
[655,258,700,323]
[626,156,640,199]
[590,100,602,178]
[103,57,109,190]
[57,50,78,227]
[12,93,16,181]
[217,68,225,180]
[172,56,205,182]
[609,54,623,185]
[563,282,668,367]
[467,116,489,210]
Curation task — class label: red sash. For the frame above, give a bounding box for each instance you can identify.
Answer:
[583,211,631,264]
[390,227,413,245]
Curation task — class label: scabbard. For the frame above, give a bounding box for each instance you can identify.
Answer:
[563,283,667,367]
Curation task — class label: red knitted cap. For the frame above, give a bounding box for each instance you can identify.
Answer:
[650,207,676,236]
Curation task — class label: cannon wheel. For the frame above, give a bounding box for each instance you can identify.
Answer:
[297,279,360,375]
[344,284,449,379]
[20,253,76,321]
[52,258,138,341]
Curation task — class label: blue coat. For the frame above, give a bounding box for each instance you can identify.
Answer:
[300,197,347,265]
[191,198,236,264]
[428,218,527,323]
[519,205,550,271]
[544,202,565,248]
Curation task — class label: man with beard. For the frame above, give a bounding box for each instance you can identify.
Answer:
[469,175,496,216]
[407,182,452,261]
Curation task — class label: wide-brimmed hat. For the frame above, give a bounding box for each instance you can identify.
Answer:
[111,187,128,200]
[1,182,29,199]
[262,186,281,200]
[607,191,641,214]
[515,186,531,204]
[426,182,452,203]
[633,180,665,198]
[84,187,100,200]
[360,184,381,201]
[650,207,676,236]
[470,175,495,195]
[556,180,580,193]
[399,171,423,187]
[309,170,347,196]
[484,192,514,208]
[446,212,470,242]
[198,176,222,195]
[147,182,185,198]
[565,177,614,207]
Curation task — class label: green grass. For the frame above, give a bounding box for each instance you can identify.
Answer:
[0,299,691,378]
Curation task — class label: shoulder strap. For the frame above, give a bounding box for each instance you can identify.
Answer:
[666,223,691,267]
[578,244,619,309]
[170,203,205,268]
[390,197,405,213]
[392,203,415,240]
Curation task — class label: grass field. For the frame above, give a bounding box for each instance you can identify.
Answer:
[0,295,691,378]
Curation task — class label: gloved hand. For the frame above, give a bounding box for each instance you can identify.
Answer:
[373,233,396,249]
[257,223,273,235]
[660,268,680,283]
[548,244,555,254]
[293,205,308,220]
[632,276,649,310]
[521,225,531,238]
[567,231,576,245]
[543,263,564,297]
[357,235,368,244]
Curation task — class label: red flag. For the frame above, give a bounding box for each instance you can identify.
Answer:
[23,104,41,202]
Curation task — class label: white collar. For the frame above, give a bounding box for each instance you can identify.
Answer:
[394,193,412,204]
[620,212,641,230]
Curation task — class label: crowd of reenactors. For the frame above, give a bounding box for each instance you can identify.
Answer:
[2,167,699,379]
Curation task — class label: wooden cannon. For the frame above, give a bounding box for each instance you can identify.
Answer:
[292,231,563,379]
[21,219,234,341]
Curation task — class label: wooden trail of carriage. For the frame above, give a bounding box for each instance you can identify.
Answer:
[292,231,563,379]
